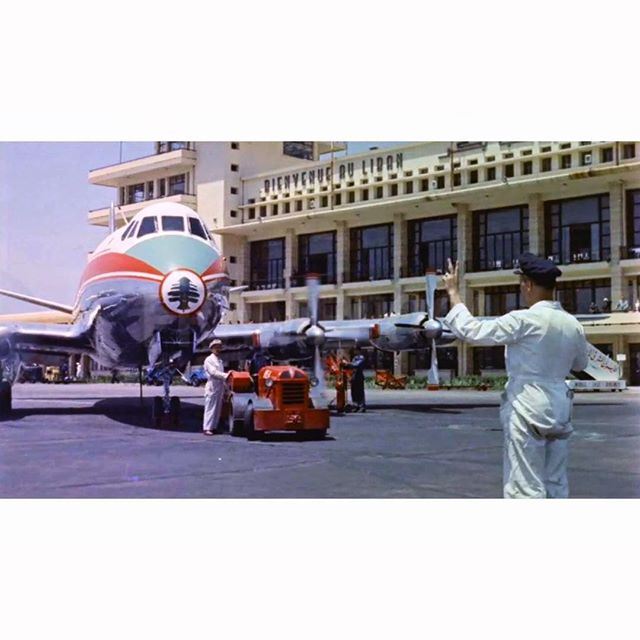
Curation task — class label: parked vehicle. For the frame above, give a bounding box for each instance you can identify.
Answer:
[188,366,207,387]
[18,364,44,383]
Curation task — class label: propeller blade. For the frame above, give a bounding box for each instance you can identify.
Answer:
[314,344,327,401]
[427,338,440,386]
[306,274,320,326]
[425,272,438,322]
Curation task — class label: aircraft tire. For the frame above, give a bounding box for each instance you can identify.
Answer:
[230,402,245,437]
[0,381,11,419]
[170,396,181,429]
[151,396,164,428]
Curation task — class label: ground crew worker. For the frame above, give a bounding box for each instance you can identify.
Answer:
[344,348,367,413]
[203,338,231,436]
[442,254,589,498]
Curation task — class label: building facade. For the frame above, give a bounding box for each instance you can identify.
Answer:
[88,141,640,384]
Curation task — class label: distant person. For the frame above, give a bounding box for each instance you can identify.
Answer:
[635,300,640,313]
[602,297,611,313]
[615,297,630,312]
[202,339,231,436]
[248,350,271,386]
[75,361,82,379]
[110,369,120,384]
[589,301,600,314]
[443,253,589,499]
[344,348,367,412]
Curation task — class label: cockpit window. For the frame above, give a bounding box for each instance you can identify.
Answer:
[121,221,134,240]
[188,217,209,240]
[137,216,158,237]
[122,220,139,240]
[162,216,184,232]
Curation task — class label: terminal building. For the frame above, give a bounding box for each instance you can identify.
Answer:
[88,141,640,385]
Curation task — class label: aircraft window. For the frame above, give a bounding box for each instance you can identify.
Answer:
[124,220,139,239]
[188,217,208,240]
[138,216,158,237]
[120,221,135,240]
[162,216,185,232]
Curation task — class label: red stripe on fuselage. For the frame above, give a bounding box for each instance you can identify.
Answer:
[201,257,227,278]
[79,252,163,288]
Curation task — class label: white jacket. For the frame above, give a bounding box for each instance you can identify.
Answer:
[445,300,589,435]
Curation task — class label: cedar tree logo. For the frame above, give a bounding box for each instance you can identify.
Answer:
[160,269,206,315]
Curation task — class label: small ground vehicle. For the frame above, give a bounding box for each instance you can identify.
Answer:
[187,366,207,387]
[44,366,62,383]
[225,365,330,440]
[18,364,44,383]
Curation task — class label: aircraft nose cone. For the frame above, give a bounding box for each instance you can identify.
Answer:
[306,324,324,346]
[422,319,442,340]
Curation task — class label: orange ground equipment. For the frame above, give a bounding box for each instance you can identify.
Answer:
[374,369,408,390]
[325,354,356,414]
[225,365,330,440]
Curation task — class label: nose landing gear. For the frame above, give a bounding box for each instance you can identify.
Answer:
[150,363,182,429]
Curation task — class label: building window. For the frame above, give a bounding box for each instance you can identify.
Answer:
[295,200,303,212]
[272,204,278,215]
[350,224,393,282]
[561,154,572,169]
[350,294,394,319]
[348,191,355,203]
[146,181,154,200]
[625,189,640,257]
[230,186,238,195]
[248,301,285,322]
[295,231,337,286]
[453,173,461,187]
[284,201,290,214]
[408,215,457,276]
[248,207,255,220]
[361,189,369,201]
[541,157,552,172]
[469,170,478,184]
[333,193,342,206]
[126,183,145,204]
[168,174,186,196]
[600,147,613,163]
[250,238,285,289]
[474,347,506,373]
[259,206,266,217]
[623,143,636,160]
[229,256,237,264]
[486,167,496,181]
[436,176,445,189]
[230,164,239,172]
[484,285,521,316]
[298,298,336,321]
[231,142,239,150]
[230,210,237,218]
[390,183,398,196]
[405,290,451,317]
[320,196,328,207]
[521,161,532,175]
[473,205,529,271]
[375,186,384,199]
[556,279,611,314]
[405,181,414,194]
[545,194,611,264]
[504,164,514,178]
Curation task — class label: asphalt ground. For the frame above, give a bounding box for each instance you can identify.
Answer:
[1,383,638,498]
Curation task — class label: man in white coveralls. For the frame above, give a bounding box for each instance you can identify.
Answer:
[202,339,231,436]
[442,254,589,498]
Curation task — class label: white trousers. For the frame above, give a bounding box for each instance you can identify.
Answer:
[501,405,570,499]
[203,380,225,432]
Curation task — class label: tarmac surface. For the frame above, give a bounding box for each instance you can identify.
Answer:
[1,383,639,498]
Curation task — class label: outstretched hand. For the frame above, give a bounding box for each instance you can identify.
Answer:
[442,259,462,306]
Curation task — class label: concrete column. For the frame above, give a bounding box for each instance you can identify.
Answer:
[527,193,545,255]
[393,212,406,279]
[284,228,295,289]
[335,220,349,285]
[476,288,486,316]
[242,238,251,286]
[458,342,474,376]
[609,181,625,303]
[237,295,247,323]
[455,203,472,307]
[336,289,345,320]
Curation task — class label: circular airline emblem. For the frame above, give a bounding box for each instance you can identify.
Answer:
[160,269,206,316]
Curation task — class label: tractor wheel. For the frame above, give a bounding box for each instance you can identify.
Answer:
[243,404,258,441]
[169,396,181,428]
[230,402,245,437]
[0,381,12,419]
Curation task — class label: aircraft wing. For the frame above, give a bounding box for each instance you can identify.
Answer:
[0,321,92,359]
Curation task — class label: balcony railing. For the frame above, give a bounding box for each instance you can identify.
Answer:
[546,248,611,265]
[249,258,285,290]
[474,231,524,271]
[89,191,196,214]
[291,272,337,287]
[621,245,640,260]
[408,239,456,276]
[349,247,393,282]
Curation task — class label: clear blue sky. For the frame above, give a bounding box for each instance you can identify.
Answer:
[0,141,408,314]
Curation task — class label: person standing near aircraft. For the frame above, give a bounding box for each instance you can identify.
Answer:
[203,339,231,436]
[442,254,589,498]
[344,348,367,412]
